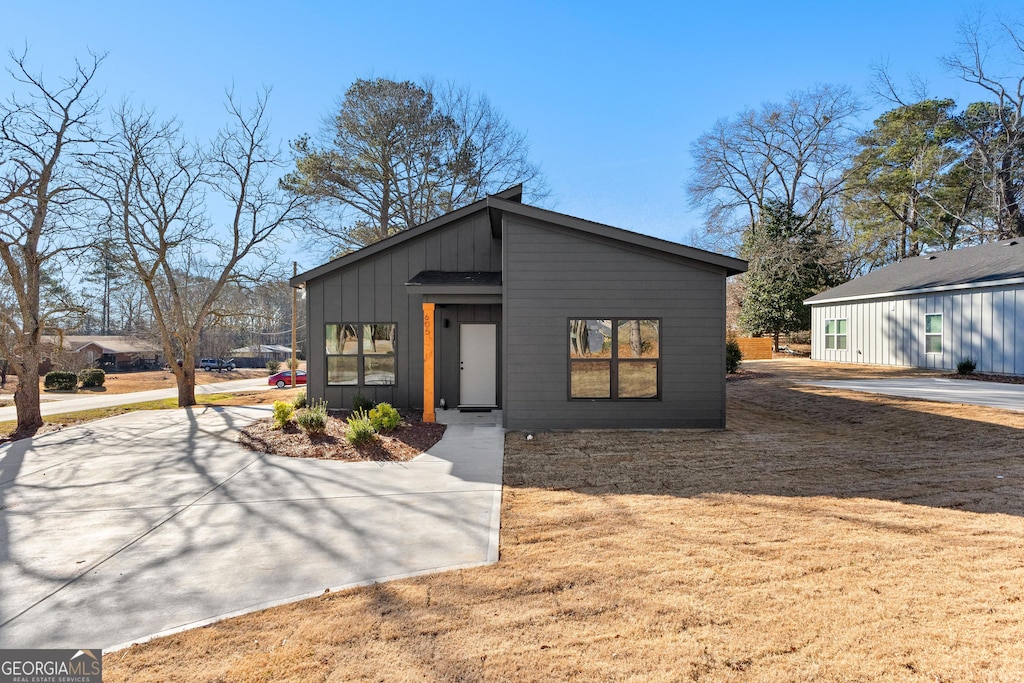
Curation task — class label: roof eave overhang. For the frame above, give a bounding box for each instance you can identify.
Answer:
[291,183,746,284]
[404,283,503,296]
[485,197,748,275]
[805,276,1024,305]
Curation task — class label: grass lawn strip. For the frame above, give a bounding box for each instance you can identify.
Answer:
[103,361,1024,682]
[0,389,297,440]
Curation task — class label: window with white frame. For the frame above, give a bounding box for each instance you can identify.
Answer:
[925,314,942,354]
[824,318,847,350]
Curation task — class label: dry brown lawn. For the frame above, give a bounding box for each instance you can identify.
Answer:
[105,359,1024,682]
[70,367,270,394]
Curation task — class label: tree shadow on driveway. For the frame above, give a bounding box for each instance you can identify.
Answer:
[0,404,501,649]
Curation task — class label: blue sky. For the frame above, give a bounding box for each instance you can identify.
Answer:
[5,1,1022,270]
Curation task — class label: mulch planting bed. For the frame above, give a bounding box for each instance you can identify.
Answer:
[238,411,446,462]
[946,371,1024,384]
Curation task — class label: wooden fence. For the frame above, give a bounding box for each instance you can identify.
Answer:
[734,337,773,360]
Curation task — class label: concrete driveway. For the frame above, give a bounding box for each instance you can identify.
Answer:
[802,377,1024,412]
[0,406,503,650]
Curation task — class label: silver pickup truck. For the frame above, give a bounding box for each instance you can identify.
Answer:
[198,358,236,372]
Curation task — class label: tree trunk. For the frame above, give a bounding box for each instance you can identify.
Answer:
[629,320,642,358]
[12,355,43,437]
[773,330,780,353]
[166,347,198,408]
[176,362,197,408]
[998,156,1024,238]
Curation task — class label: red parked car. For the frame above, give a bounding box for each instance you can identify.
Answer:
[268,370,307,388]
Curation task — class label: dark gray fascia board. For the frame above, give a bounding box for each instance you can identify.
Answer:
[493,184,523,202]
[489,184,523,236]
[485,197,748,276]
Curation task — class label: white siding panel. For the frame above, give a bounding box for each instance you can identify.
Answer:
[951,293,963,368]
[811,284,1024,375]
[991,290,1002,372]
[1016,289,1024,374]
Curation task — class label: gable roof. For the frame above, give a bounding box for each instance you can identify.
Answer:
[232,344,293,354]
[806,238,1024,305]
[57,335,162,354]
[291,186,746,285]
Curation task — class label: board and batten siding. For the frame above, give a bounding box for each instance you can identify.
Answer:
[502,215,728,429]
[810,283,1024,374]
[305,211,501,411]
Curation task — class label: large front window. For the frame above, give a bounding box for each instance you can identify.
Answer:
[569,318,660,400]
[925,314,942,354]
[824,318,847,350]
[326,323,396,386]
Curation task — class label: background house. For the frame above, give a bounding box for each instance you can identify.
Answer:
[805,239,1024,374]
[230,344,294,368]
[46,335,164,371]
[292,186,746,429]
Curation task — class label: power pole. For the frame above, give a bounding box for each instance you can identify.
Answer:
[291,261,298,389]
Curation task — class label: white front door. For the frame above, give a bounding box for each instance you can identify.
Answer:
[460,323,497,407]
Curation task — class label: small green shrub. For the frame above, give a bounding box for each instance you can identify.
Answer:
[296,398,328,436]
[956,357,977,375]
[272,400,295,429]
[292,389,307,409]
[346,409,377,445]
[44,370,78,391]
[78,368,106,388]
[726,339,743,374]
[368,402,401,432]
[352,393,374,412]
[287,357,300,371]
[266,360,281,374]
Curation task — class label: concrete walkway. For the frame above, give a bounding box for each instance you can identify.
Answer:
[802,377,1024,412]
[0,406,504,651]
[0,377,273,421]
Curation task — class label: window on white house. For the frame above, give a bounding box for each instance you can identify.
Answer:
[824,318,847,350]
[925,314,942,354]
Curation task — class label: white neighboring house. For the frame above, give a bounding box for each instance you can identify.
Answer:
[230,344,293,365]
[805,239,1024,375]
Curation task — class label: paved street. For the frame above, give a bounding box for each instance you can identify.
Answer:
[0,377,273,422]
[801,377,1024,412]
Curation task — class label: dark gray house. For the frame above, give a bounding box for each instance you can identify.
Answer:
[805,239,1024,374]
[291,186,746,429]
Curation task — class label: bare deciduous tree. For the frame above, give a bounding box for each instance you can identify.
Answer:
[945,18,1024,238]
[0,51,103,436]
[94,91,310,406]
[687,84,862,252]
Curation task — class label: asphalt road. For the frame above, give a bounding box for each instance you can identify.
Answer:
[801,377,1024,412]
